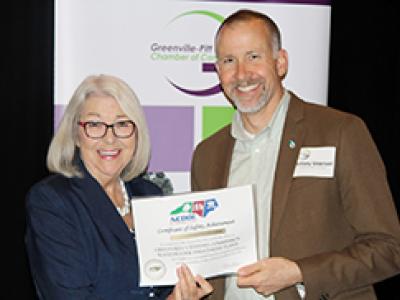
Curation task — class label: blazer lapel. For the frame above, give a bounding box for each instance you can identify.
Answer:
[271,94,306,241]
[195,125,235,190]
[219,126,235,187]
[71,166,135,252]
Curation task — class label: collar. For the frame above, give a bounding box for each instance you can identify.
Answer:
[231,89,290,142]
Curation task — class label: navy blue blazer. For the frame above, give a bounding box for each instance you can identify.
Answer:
[25,164,172,299]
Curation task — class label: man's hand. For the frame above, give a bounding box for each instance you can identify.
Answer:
[236,257,303,296]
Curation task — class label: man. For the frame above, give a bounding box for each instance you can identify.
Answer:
[191,9,400,300]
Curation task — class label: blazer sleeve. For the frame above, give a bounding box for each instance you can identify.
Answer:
[296,115,400,299]
[25,182,100,300]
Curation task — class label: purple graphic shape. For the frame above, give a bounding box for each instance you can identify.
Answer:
[186,0,331,4]
[202,63,216,72]
[54,104,65,129]
[167,79,221,96]
[144,106,194,172]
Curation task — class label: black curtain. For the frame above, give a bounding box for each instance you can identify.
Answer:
[6,1,398,298]
[5,1,53,299]
[1,0,54,299]
[328,2,400,298]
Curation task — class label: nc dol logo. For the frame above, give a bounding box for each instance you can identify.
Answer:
[170,199,218,222]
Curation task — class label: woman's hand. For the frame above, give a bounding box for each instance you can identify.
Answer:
[167,264,213,300]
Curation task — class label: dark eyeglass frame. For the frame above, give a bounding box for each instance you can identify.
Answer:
[78,120,136,139]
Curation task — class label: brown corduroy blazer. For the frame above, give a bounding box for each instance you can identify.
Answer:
[191,92,400,300]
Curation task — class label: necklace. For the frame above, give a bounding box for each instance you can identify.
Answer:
[116,178,131,217]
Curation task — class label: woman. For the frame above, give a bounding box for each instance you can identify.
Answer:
[25,74,212,299]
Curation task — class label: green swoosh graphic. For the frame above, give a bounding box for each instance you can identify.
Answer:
[168,10,224,25]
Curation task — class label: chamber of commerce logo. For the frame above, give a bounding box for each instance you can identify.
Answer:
[170,198,218,222]
[151,10,224,97]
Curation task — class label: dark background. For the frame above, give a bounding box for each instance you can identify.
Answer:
[5,1,399,298]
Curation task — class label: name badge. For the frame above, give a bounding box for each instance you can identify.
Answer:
[293,147,336,178]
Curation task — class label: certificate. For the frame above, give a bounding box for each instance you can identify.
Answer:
[131,185,257,286]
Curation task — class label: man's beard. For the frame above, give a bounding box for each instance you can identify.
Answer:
[230,81,272,114]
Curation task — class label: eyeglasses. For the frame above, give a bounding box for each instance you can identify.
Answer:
[78,120,136,139]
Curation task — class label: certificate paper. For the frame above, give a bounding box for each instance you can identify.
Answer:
[131,185,257,286]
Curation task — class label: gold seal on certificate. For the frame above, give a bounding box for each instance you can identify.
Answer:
[144,259,167,280]
[132,185,257,286]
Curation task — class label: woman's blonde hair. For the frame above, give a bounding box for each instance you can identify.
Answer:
[47,74,151,180]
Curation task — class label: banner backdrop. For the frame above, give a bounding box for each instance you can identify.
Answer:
[55,0,331,192]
